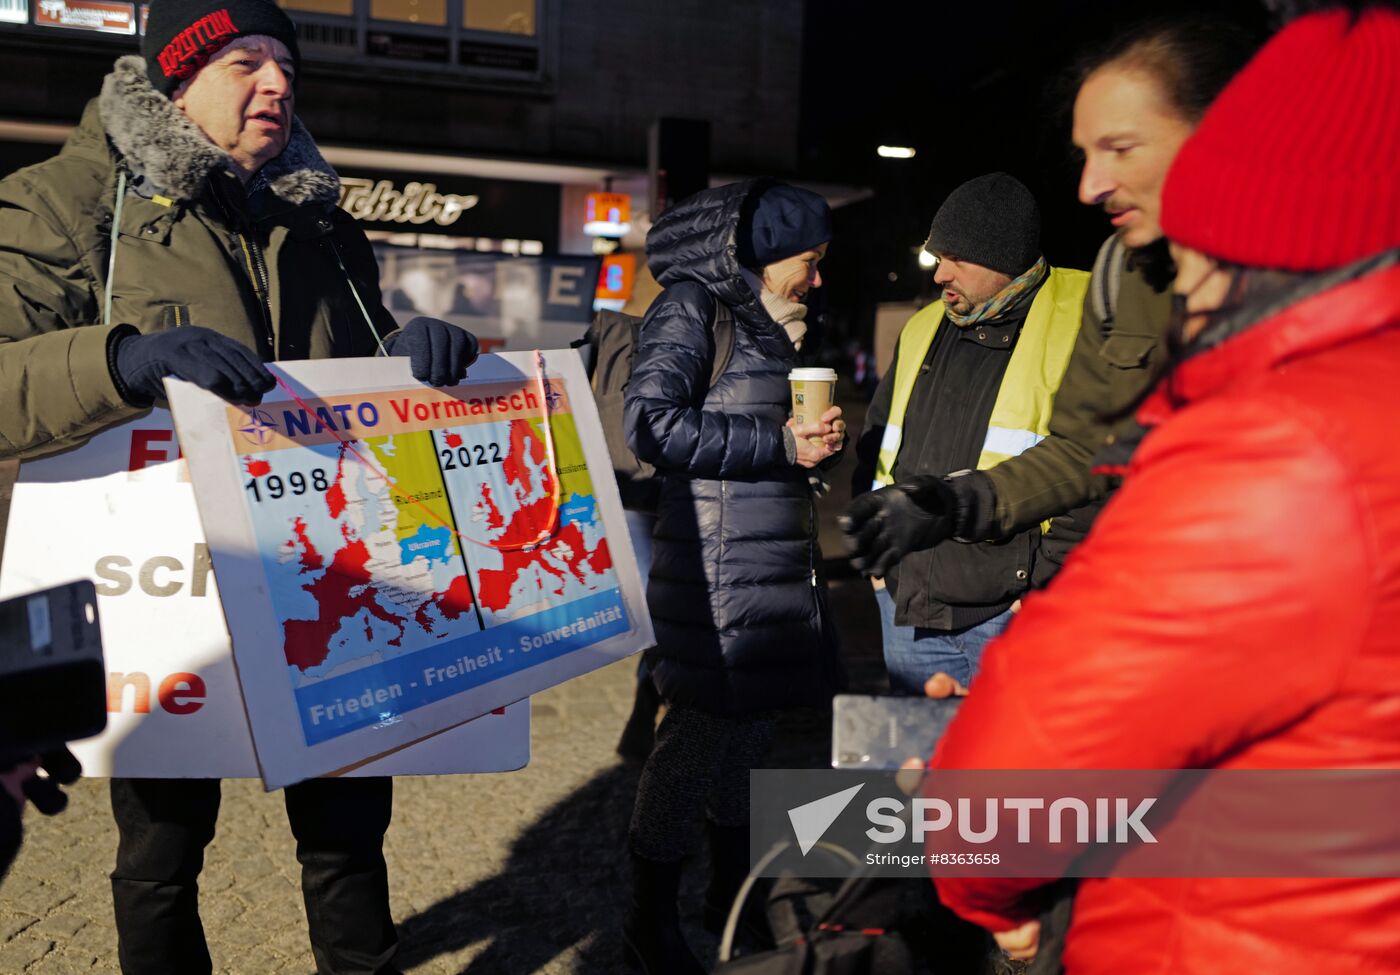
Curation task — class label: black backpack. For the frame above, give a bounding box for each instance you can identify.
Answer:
[575,301,735,507]
[712,855,1006,975]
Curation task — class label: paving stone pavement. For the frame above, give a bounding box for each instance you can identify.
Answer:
[0,394,885,974]
[0,592,883,974]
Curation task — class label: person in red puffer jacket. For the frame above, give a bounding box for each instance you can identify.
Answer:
[927,5,1400,974]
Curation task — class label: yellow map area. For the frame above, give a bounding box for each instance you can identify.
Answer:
[525,414,595,502]
[365,433,460,557]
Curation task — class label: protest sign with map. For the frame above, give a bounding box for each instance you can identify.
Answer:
[168,351,652,788]
[0,411,530,780]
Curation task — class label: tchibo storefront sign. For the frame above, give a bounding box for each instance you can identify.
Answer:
[337,169,561,250]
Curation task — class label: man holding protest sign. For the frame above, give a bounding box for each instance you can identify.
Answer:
[0,0,477,970]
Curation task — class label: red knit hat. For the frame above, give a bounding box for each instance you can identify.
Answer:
[1161,7,1400,271]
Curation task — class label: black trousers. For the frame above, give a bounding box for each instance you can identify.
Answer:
[109,776,398,975]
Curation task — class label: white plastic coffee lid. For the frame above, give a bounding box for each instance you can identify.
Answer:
[789,368,838,381]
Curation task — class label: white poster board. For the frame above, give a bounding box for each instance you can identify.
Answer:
[0,412,530,779]
[167,351,652,788]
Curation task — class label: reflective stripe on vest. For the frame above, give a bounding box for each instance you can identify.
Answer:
[872,265,1090,491]
[982,425,1044,458]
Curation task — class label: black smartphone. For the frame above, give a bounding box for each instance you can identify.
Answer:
[0,580,106,756]
[831,693,962,770]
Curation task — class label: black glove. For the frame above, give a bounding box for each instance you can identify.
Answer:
[25,747,81,816]
[383,317,479,387]
[839,475,958,578]
[0,746,80,818]
[112,326,275,405]
[0,747,79,879]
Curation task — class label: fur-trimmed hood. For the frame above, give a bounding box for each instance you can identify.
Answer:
[96,55,339,206]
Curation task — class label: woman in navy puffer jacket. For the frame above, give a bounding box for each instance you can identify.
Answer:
[621,179,844,973]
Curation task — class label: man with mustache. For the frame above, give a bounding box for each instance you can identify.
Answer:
[851,173,1089,692]
[846,15,1259,596]
[0,0,477,970]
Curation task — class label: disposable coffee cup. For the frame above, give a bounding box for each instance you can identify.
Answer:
[789,367,838,444]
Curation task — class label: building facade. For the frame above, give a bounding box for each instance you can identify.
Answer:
[0,0,807,242]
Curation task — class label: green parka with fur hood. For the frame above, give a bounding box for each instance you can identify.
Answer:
[0,55,396,460]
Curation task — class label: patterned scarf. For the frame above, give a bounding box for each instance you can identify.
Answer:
[945,256,1048,328]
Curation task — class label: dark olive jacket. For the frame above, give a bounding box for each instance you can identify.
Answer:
[973,240,1173,582]
[0,56,395,461]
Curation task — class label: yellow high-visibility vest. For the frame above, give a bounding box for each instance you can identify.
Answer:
[873,267,1089,498]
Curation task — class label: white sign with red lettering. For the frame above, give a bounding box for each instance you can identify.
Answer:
[167,352,652,789]
[0,411,530,779]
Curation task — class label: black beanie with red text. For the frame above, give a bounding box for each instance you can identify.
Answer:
[142,0,300,96]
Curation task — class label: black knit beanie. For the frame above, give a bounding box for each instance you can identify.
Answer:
[143,0,300,96]
[923,173,1041,277]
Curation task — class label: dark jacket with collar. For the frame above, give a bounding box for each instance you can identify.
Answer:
[0,55,395,461]
[855,298,1042,630]
[624,180,839,716]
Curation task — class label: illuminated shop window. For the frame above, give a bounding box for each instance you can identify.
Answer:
[3,0,541,78]
[464,0,534,36]
[280,0,353,17]
[371,0,446,27]
[0,0,27,26]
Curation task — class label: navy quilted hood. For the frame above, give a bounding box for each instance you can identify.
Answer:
[645,179,771,327]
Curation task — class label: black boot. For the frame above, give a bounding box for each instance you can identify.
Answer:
[622,853,706,975]
[617,677,661,761]
[702,822,772,949]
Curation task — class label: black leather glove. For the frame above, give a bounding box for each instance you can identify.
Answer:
[839,475,959,578]
[111,326,275,405]
[383,317,480,387]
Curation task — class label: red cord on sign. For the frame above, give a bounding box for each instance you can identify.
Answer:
[266,350,561,553]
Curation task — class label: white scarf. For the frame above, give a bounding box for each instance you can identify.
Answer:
[743,268,810,350]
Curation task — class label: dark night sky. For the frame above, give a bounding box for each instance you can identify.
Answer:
[797,0,1272,343]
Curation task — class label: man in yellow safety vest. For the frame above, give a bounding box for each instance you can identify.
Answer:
[851,173,1087,693]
